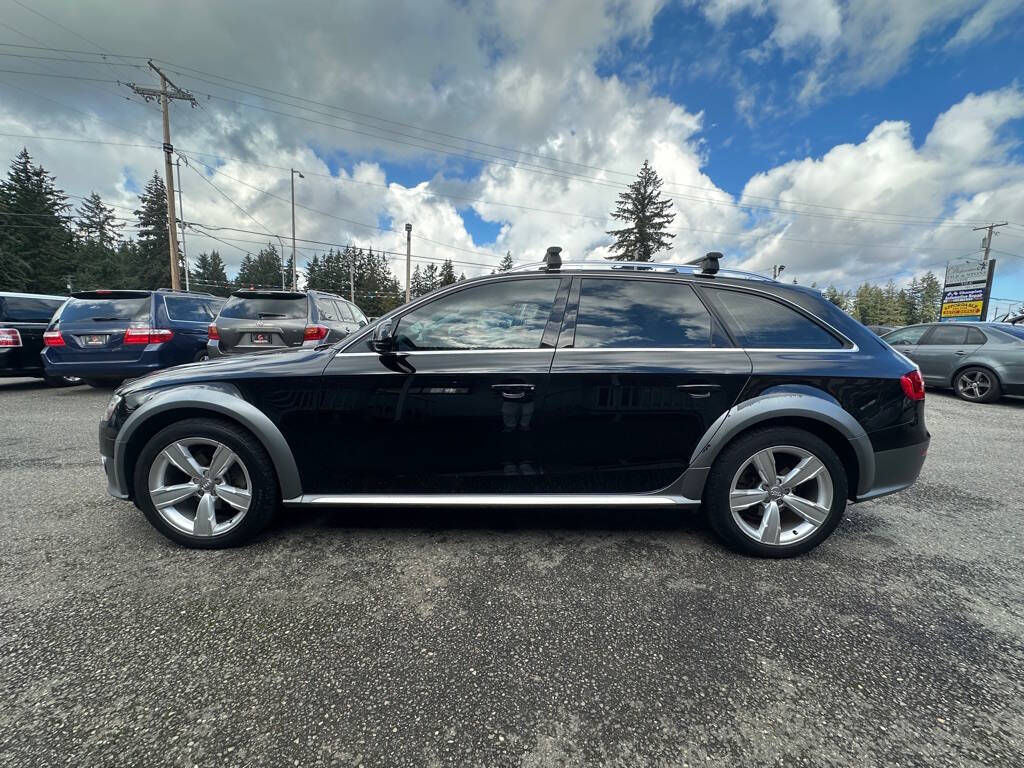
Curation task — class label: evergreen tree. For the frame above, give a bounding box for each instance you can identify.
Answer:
[438,258,457,287]
[189,251,231,295]
[494,251,514,273]
[421,263,440,294]
[822,285,850,311]
[458,272,467,282]
[236,244,284,288]
[129,172,176,289]
[75,191,123,249]
[918,271,942,322]
[0,148,73,293]
[605,160,676,261]
[410,264,425,297]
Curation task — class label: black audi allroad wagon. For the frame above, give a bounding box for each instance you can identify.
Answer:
[99,251,929,557]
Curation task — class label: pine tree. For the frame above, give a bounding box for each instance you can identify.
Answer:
[421,263,440,294]
[75,191,123,249]
[918,271,942,322]
[410,264,425,297]
[438,258,457,287]
[236,244,284,288]
[494,251,514,273]
[0,148,73,293]
[189,250,231,295]
[822,285,850,311]
[605,160,676,261]
[129,172,176,289]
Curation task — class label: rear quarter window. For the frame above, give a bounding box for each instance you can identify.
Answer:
[704,288,843,349]
[220,296,308,320]
[0,296,65,322]
[165,296,223,322]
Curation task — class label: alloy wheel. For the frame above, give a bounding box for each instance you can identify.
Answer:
[147,438,252,537]
[957,370,991,401]
[729,445,834,546]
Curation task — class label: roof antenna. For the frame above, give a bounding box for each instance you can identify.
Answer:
[542,246,562,271]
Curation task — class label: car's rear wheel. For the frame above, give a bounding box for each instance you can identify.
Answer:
[83,378,120,388]
[44,374,81,387]
[705,427,848,558]
[133,418,278,548]
[954,367,1001,403]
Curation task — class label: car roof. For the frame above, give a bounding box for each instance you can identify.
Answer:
[0,291,68,301]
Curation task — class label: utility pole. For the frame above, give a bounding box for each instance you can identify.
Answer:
[349,256,355,302]
[772,264,786,280]
[290,169,303,290]
[125,62,197,291]
[405,223,412,303]
[175,158,189,292]
[973,222,1007,264]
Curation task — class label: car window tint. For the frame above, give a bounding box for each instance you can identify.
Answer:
[333,300,354,321]
[883,326,929,345]
[0,296,64,322]
[965,327,986,345]
[395,279,559,350]
[705,289,842,349]
[220,296,307,320]
[923,325,968,345]
[574,279,712,348]
[59,297,150,324]
[350,304,367,324]
[316,299,337,321]
[165,296,221,322]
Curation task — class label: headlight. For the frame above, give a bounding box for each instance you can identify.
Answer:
[103,393,123,422]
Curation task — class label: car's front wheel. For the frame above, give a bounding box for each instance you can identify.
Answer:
[705,427,848,558]
[133,418,278,548]
[954,367,1001,403]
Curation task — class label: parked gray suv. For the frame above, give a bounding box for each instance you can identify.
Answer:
[882,322,1024,402]
[207,290,367,357]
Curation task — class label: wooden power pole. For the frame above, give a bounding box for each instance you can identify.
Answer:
[405,223,412,303]
[973,222,1007,264]
[125,62,197,290]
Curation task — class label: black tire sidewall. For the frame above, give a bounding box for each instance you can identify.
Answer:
[132,417,278,548]
[705,427,849,558]
[955,367,1001,403]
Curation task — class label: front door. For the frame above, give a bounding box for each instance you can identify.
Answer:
[914,324,984,385]
[314,276,569,494]
[543,276,752,493]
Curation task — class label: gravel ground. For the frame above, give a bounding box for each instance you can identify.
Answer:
[1,378,1022,768]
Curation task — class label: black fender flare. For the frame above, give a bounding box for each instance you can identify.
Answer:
[113,383,303,499]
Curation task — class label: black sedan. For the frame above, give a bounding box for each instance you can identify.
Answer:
[99,253,929,557]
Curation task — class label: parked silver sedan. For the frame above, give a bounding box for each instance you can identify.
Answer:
[882,322,1024,403]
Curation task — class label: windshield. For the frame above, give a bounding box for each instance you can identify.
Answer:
[59,297,150,324]
[220,295,307,320]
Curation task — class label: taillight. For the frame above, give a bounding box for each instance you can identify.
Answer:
[207,323,220,340]
[0,328,22,347]
[303,324,328,342]
[43,330,65,347]
[900,370,925,401]
[124,328,174,344]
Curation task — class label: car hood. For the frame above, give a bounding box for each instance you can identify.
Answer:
[116,345,334,396]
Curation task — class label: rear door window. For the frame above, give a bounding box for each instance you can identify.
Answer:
[164,296,222,323]
[573,278,713,348]
[0,296,64,322]
[220,295,307,320]
[704,288,843,349]
[333,301,355,321]
[59,297,150,324]
[923,326,968,345]
[315,299,338,321]
[883,326,930,345]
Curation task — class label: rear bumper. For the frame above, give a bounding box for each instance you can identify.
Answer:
[853,438,930,502]
[43,357,165,380]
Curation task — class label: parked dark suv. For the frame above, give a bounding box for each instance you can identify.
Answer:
[99,251,929,557]
[42,289,224,387]
[207,289,367,357]
[0,291,78,385]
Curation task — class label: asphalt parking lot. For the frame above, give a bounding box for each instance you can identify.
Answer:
[1,379,1022,768]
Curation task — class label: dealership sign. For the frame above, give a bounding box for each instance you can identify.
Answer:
[940,259,996,321]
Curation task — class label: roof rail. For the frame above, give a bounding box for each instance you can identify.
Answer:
[155,287,216,296]
[510,258,774,282]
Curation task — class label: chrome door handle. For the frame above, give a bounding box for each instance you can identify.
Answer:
[491,383,535,400]
[954,350,968,356]
[677,383,721,399]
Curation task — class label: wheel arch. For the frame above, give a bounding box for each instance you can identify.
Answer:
[115,385,302,501]
[681,387,874,501]
[950,361,1002,389]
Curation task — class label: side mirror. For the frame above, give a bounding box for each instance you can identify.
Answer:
[367,320,397,354]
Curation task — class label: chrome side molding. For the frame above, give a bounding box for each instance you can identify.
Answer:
[282,493,701,507]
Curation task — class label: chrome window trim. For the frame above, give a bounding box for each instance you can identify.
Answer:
[338,345,858,357]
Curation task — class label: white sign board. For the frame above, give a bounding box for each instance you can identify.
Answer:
[944,260,988,288]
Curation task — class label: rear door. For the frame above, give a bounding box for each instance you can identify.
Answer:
[543,276,751,493]
[215,292,309,353]
[914,324,983,384]
[311,297,351,343]
[48,292,152,364]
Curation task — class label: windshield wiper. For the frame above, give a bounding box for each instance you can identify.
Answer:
[257,312,287,318]
[90,316,130,321]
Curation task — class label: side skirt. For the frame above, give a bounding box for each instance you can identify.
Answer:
[282,493,701,507]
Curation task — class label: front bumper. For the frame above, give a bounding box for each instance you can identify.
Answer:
[99,421,130,499]
[854,438,930,502]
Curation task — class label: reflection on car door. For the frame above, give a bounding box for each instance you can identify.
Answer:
[914,325,983,384]
[314,276,569,494]
[543,277,752,493]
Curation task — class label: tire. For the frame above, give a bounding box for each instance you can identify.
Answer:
[954,366,1001,403]
[705,427,848,558]
[132,417,279,548]
[44,374,81,387]
[193,350,210,363]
